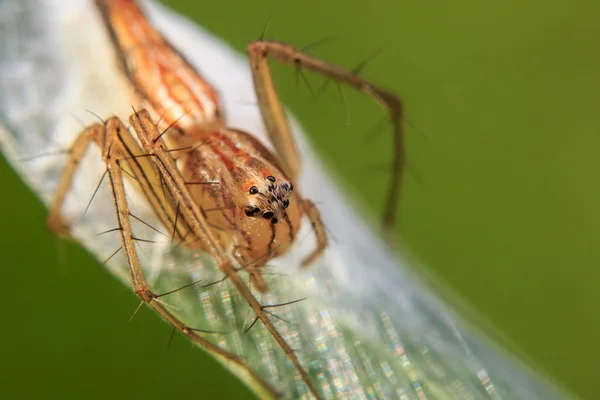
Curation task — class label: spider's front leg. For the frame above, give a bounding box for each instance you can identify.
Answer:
[246,42,334,273]
[248,40,405,234]
[127,110,322,398]
[47,115,280,396]
[47,116,166,298]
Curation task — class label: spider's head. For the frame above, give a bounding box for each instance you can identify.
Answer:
[243,174,293,224]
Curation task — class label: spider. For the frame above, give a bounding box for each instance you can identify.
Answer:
[47,0,404,397]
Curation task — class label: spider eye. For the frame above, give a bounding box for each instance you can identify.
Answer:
[245,206,260,217]
[266,176,276,182]
[289,183,294,191]
[283,199,289,208]
[263,211,274,219]
[249,186,258,195]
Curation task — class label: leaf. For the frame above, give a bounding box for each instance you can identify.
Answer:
[0,0,572,398]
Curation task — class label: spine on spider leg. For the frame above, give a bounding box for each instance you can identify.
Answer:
[94,0,222,138]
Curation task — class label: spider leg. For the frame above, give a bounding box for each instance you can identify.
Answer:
[48,115,279,398]
[248,40,404,233]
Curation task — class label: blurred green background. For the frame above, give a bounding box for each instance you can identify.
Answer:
[2,0,599,398]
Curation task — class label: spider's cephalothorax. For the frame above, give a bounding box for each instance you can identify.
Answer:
[176,127,304,269]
